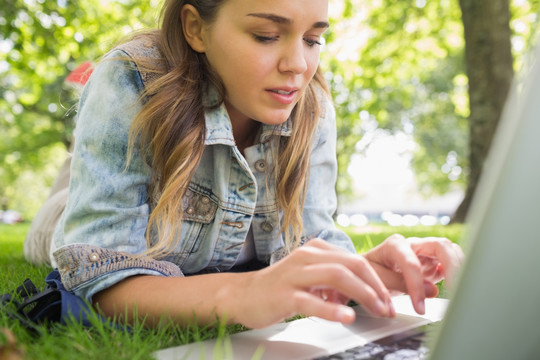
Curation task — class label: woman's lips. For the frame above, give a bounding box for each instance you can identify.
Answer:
[266,88,298,105]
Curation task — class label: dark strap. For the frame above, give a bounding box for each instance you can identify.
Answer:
[1,269,122,334]
[1,278,45,334]
[1,278,39,303]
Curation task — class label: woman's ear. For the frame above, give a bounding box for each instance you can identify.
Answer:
[181,5,206,53]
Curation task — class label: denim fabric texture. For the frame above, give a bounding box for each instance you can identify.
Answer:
[52,39,355,303]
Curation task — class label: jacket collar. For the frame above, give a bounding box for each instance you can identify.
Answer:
[203,88,292,146]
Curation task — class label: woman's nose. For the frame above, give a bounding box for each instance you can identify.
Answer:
[278,39,309,75]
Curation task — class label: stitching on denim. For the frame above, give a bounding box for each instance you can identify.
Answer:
[54,244,183,291]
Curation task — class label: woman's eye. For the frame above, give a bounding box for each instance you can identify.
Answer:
[253,34,279,43]
[304,37,323,47]
[252,34,324,47]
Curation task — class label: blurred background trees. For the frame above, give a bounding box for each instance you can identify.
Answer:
[453,0,514,222]
[1,0,539,221]
[323,0,539,222]
[0,0,159,216]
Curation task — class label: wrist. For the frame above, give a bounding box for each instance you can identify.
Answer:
[214,272,252,325]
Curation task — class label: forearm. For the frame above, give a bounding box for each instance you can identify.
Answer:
[92,239,400,329]
[93,272,249,327]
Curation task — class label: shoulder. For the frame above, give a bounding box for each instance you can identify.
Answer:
[114,35,162,61]
[76,42,155,127]
[81,48,144,105]
[106,34,166,89]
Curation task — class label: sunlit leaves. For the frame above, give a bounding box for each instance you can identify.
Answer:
[326,0,538,198]
[1,0,540,217]
[325,0,467,196]
[0,0,159,216]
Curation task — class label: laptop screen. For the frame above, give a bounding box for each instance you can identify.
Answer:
[428,37,540,360]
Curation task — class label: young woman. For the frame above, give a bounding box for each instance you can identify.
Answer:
[36,0,463,329]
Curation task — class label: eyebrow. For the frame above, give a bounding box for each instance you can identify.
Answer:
[246,13,329,29]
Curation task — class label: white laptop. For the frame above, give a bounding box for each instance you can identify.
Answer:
[154,37,540,360]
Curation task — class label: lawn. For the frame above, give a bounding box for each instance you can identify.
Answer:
[0,222,463,359]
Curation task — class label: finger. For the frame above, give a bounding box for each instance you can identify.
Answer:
[311,288,350,305]
[292,243,393,308]
[379,235,428,314]
[410,237,464,288]
[320,289,329,302]
[418,255,443,282]
[329,290,349,305]
[292,291,356,324]
[312,288,329,302]
[367,261,437,297]
[297,263,392,317]
[424,281,439,298]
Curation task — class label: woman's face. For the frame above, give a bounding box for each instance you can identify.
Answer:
[199,0,329,128]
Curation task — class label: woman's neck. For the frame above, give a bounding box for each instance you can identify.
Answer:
[225,102,261,154]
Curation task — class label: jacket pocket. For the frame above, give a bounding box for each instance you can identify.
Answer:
[174,188,217,257]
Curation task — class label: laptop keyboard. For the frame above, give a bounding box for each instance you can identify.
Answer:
[313,330,429,360]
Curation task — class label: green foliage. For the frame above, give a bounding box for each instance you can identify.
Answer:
[0,0,160,217]
[324,0,540,198]
[510,0,540,70]
[2,0,540,218]
[324,0,468,196]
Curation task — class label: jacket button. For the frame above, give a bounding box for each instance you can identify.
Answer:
[201,196,210,204]
[186,207,195,215]
[261,221,274,233]
[255,159,266,173]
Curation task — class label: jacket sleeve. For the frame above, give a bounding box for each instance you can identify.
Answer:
[301,93,356,254]
[52,50,183,303]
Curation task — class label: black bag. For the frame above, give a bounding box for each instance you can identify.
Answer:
[1,269,112,334]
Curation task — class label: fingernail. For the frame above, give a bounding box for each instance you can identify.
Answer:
[416,300,425,314]
[337,306,355,322]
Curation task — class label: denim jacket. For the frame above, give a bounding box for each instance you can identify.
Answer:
[52,39,355,302]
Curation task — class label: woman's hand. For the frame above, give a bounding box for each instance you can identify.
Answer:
[95,235,463,330]
[363,234,464,315]
[222,239,395,329]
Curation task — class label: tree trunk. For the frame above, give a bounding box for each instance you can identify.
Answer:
[452,0,514,223]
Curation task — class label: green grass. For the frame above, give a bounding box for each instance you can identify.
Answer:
[346,224,464,253]
[0,223,243,359]
[0,222,463,359]
[0,223,51,296]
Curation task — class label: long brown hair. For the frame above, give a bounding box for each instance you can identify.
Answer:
[126,0,330,258]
